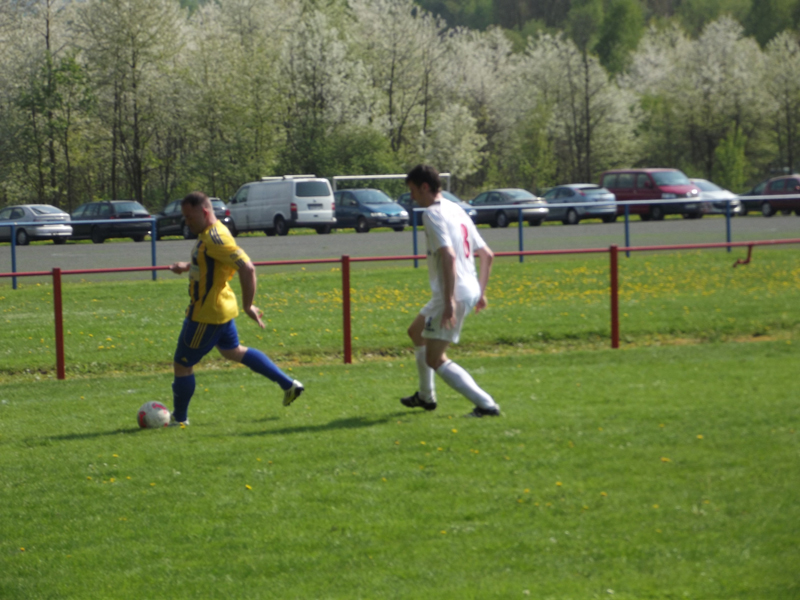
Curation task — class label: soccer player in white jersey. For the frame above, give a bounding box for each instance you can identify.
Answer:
[400,164,501,417]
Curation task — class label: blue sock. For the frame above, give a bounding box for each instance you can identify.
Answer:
[241,348,294,390]
[172,374,195,422]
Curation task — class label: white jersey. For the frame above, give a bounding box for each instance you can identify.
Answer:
[422,198,486,305]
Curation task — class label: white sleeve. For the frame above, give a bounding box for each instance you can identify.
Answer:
[422,207,451,251]
[468,218,486,251]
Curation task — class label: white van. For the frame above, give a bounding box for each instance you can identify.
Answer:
[227,176,336,236]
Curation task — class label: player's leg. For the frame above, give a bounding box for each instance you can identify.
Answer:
[171,361,195,425]
[400,313,437,410]
[425,303,500,417]
[171,318,211,424]
[216,320,303,406]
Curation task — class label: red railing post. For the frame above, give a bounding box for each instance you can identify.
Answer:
[342,255,352,364]
[610,245,619,349]
[53,268,66,379]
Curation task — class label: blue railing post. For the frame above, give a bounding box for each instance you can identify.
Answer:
[725,202,732,252]
[151,217,158,280]
[10,223,17,289]
[412,210,419,269]
[518,208,524,263]
[624,204,631,258]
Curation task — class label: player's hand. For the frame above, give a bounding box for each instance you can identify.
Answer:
[440,301,456,329]
[169,261,190,274]
[475,295,488,313]
[244,305,265,329]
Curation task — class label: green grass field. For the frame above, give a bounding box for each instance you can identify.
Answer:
[1,249,798,598]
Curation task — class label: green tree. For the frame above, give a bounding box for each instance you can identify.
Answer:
[744,0,795,46]
[595,0,644,75]
[713,125,748,191]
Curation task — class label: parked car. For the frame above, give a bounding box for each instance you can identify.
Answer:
[396,190,478,224]
[155,197,233,240]
[689,179,741,215]
[599,168,702,220]
[738,179,769,215]
[0,204,72,245]
[334,189,409,232]
[748,174,800,217]
[468,188,549,227]
[228,176,336,236]
[70,200,151,244]
[542,184,617,224]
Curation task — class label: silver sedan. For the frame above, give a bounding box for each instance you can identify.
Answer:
[543,184,618,224]
[0,204,72,245]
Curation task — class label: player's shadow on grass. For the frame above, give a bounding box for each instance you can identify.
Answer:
[240,413,407,437]
[29,427,142,444]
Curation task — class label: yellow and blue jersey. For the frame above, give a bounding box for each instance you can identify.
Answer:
[185,221,250,324]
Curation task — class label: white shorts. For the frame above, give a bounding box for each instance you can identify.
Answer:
[419,298,476,344]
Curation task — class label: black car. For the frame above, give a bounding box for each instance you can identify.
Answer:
[738,180,769,215]
[155,197,233,239]
[70,200,151,244]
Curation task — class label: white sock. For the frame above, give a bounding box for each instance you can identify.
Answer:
[415,345,436,402]
[436,360,498,410]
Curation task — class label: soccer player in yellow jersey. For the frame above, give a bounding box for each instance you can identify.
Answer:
[168,192,303,425]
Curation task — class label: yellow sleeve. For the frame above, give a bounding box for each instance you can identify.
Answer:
[203,223,250,270]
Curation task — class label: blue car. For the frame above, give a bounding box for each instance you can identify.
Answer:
[334,189,409,233]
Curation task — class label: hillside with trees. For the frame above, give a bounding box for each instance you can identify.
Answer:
[1,0,799,211]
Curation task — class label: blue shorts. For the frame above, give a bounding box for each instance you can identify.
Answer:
[174,318,240,367]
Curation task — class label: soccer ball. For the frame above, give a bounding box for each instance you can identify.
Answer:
[137,401,171,429]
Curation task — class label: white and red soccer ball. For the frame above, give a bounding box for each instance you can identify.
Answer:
[137,401,171,429]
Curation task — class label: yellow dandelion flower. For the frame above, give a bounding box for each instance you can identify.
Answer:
[245,485,252,490]
[661,457,671,462]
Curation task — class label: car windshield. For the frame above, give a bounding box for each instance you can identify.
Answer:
[31,205,64,215]
[441,191,463,204]
[692,180,721,192]
[354,189,392,204]
[211,200,225,209]
[652,171,690,186]
[504,189,537,200]
[296,181,331,197]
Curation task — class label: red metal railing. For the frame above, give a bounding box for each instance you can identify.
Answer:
[2,238,798,379]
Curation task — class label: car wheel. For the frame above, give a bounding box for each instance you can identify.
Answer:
[15,229,29,246]
[355,217,370,233]
[795,209,800,216]
[132,235,145,242]
[683,212,702,219]
[494,211,509,228]
[316,225,332,234]
[274,216,289,236]
[602,215,617,223]
[650,206,664,221]
[564,209,579,225]
[53,237,66,245]
[392,226,405,232]
[182,223,194,239]
[761,202,774,217]
[528,218,542,226]
[91,227,105,244]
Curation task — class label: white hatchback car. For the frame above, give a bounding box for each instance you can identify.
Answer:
[690,179,741,215]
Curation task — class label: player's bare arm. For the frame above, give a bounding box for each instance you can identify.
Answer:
[169,261,191,274]
[238,260,265,329]
[438,245,457,329]
[474,245,494,313]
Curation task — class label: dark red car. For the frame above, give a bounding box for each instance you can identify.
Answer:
[599,168,702,220]
[755,175,800,217]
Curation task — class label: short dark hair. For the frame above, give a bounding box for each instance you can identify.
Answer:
[182,191,210,208]
[406,164,440,193]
